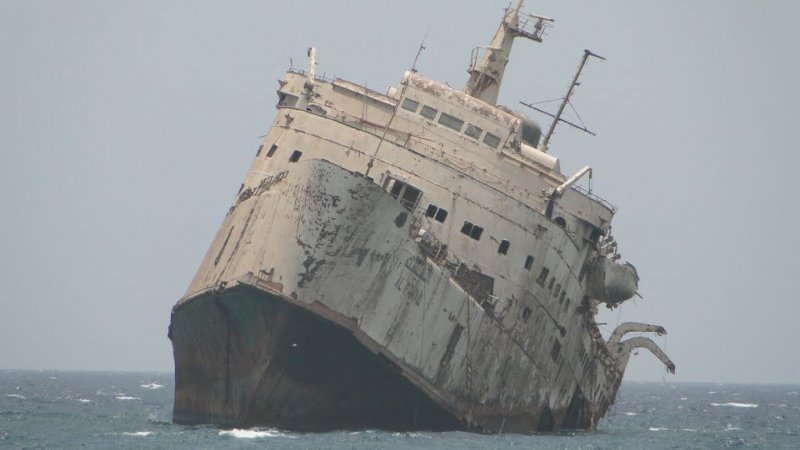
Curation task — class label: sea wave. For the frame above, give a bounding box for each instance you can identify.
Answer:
[625,412,637,416]
[140,383,164,390]
[649,427,668,431]
[219,428,295,439]
[711,402,758,408]
[5,394,25,400]
[123,431,153,437]
[115,395,141,401]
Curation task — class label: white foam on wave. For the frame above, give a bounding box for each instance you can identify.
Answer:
[218,429,295,439]
[115,395,141,401]
[123,431,153,437]
[625,412,637,416]
[711,402,758,408]
[683,428,697,432]
[787,391,798,395]
[391,432,430,438]
[77,398,91,403]
[725,424,741,431]
[680,397,688,400]
[649,427,668,431]
[708,391,717,394]
[140,383,164,390]
[5,394,25,400]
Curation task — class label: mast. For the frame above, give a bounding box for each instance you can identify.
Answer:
[540,49,605,150]
[464,0,552,105]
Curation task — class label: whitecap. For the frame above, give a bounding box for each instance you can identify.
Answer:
[787,391,798,395]
[683,428,697,432]
[218,429,295,439]
[140,383,164,390]
[649,427,668,431]
[5,394,25,400]
[707,391,716,394]
[725,424,741,431]
[711,402,758,408]
[123,431,153,437]
[625,412,637,416]
[680,397,688,401]
[77,398,92,403]
[115,395,141,401]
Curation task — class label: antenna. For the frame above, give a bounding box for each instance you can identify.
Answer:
[411,29,429,73]
[521,49,605,152]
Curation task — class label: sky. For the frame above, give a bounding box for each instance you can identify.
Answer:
[1,0,798,385]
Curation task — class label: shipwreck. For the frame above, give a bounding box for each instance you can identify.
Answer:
[169,1,674,433]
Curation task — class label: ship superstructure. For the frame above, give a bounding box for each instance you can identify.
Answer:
[169,1,673,432]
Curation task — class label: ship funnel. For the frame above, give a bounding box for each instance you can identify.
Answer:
[464,2,552,105]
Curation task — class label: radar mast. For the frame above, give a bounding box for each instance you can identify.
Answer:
[464,0,552,105]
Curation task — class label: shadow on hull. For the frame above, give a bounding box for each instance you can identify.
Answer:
[170,285,462,431]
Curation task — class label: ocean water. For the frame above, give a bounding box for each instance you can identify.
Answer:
[1,371,798,449]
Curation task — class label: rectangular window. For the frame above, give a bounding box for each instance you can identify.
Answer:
[266,144,278,158]
[554,283,561,298]
[384,178,422,212]
[498,240,510,255]
[559,291,566,304]
[464,123,482,139]
[470,225,483,240]
[536,267,549,287]
[425,204,437,218]
[256,144,264,156]
[401,185,421,211]
[420,105,438,120]
[460,221,482,240]
[548,277,555,291]
[524,255,534,270]
[289,150,302,162]
[460,221,473,235]
[401,98,419,112]
[438,112,464,132]
[434,208,448,223]
[483,132,501,148]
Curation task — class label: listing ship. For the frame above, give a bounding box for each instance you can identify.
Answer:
[169,1,674,433]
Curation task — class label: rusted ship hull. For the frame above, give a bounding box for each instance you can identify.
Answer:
[170,159,622,432]
[171,285,460,430]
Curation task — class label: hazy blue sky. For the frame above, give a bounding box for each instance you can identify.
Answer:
[2,0,798,384]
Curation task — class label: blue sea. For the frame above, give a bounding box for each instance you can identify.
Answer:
[1,370,797,449]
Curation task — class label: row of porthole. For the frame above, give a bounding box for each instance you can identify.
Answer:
[400,98,502,149]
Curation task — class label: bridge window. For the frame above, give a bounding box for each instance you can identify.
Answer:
[536,267,549,286]
[256,144,264,156]
[401,98,419,113]
[425,204,448,223]
[266,144,278,158]
[289,150,302,162]
[524,255,534,270]
[554,216,567,229]
[385,178,422,212]
[438,112,464,132]
[420,105,438,120]
[554,283,561,297]
[498,240,510,255]
[460,221,483,240]
[465,124,483,140]
[483,132,501,149]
